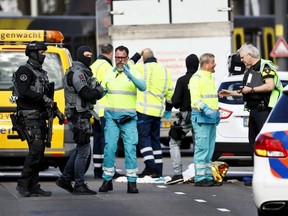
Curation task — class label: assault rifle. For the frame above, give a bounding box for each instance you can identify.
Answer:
[46,82,65,148]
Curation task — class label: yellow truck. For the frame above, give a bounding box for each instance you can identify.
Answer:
[0,30,84,172]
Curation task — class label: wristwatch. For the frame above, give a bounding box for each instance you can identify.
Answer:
[251,87,255,93]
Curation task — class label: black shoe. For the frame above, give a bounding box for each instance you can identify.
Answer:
[56,178,73,193]
[94,168,103,179]
[127,182,139,194]
[195,179,213,187]
[16,184,30,197]
[30,187,52,197]
[138,167,160,178]
[208,180,223,186]
[166,175,184,185]
[72,184,97,195]
[113,171,125,179]
[99,180,113,192]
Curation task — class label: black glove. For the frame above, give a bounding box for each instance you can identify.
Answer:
[43,95,54,108]
[94,82,106,99]
[53,103,65,125]
[54,109,65,125]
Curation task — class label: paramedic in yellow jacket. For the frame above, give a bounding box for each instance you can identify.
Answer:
[98,45,146,194]
[189,53,220,187]
[130,48,174,178]
[90,43,113,179]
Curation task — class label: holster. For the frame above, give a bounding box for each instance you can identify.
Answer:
[10,113,32,142]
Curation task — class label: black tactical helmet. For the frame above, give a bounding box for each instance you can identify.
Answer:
[25,41,47,56]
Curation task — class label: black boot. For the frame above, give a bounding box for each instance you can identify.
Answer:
[138,166,160,178]
[99,180,113,192]
[127,182,139,194]
[94,168,103,179]
[16,181,30,197]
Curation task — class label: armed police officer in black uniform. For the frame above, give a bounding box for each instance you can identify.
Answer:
[219,44,283,185]
[56,45,105,195]
[12,41,64,197]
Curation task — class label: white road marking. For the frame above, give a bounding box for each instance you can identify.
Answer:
[194,199,207,203]
[217,208,231,212]
[174,192,185,195]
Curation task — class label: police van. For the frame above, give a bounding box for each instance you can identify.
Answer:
[0,30,81,172]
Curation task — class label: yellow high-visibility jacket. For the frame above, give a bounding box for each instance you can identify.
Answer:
[135,62,174,117]
[90,58,113,117]
[189,70,218,111]
[102,66,145,119]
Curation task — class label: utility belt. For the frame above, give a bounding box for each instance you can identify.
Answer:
[247,101,269,111]
[66,108,92,122]
[18,110,49,120]
[18,110,41,120]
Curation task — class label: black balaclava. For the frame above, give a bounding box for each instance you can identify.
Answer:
[29,51,46,65]
[185,54,199,72]
[26,41,47,65]
[77,45,92,67]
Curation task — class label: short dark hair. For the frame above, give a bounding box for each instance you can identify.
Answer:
[115,45,129,56]
[101,43,113,54]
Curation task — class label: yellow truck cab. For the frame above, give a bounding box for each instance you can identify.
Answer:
[0,30,77,172]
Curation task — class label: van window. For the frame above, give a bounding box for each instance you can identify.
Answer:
[0,52,64,91]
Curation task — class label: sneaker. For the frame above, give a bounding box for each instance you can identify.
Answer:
[138,167,160,178]
[56,178,73,193]
[72,184,97,195]
[166,175,184,185]
[30,187,52,197]
[195,179,213,187]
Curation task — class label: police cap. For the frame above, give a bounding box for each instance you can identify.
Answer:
[25,41,47,56]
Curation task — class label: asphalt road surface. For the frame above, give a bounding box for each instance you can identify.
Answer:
[0,156,256,216]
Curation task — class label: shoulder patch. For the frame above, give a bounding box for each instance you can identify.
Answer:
[20,74,28,81]
[79,74,86,84]
[263,66,272,74]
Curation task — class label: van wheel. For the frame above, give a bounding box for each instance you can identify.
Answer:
[58,150,91,174]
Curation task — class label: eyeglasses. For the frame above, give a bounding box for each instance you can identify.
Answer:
[115,56,128,60]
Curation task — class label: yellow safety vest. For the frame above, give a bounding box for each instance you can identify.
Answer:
[90,59,113,117]
[135,62,174,117]
[259,59,283,108]
[189,70,218,110]
[102,66,143,112]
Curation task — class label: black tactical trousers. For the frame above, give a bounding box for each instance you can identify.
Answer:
[18,119,46,190]
[248,108,271,161]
